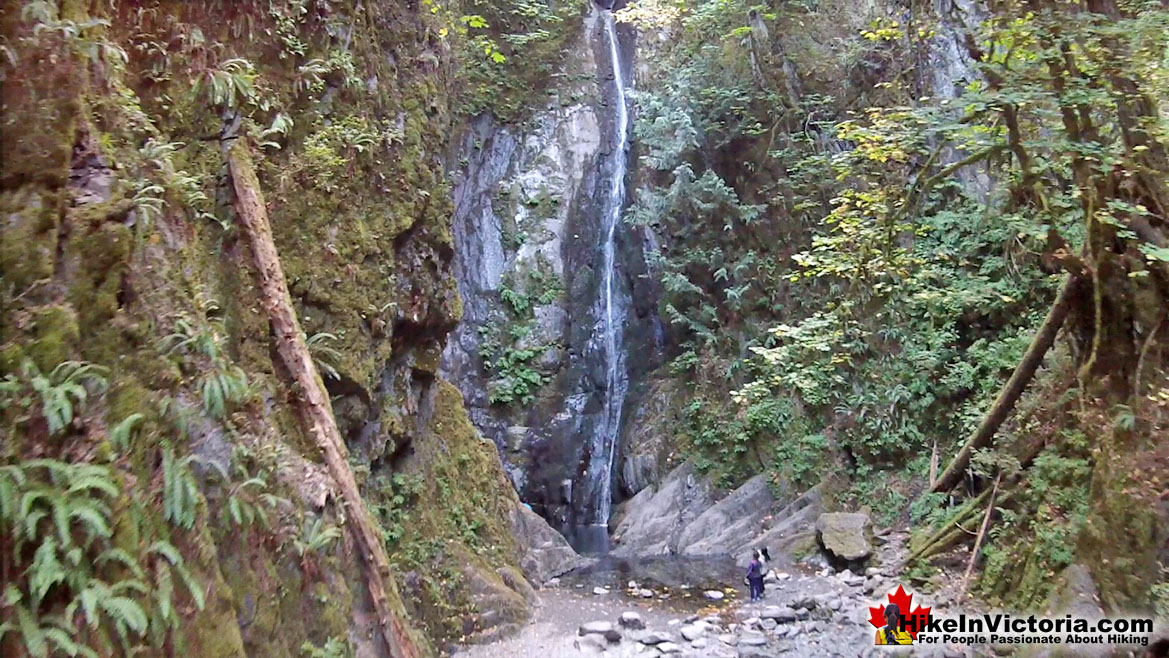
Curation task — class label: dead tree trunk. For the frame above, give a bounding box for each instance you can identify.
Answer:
[224,138,426,658]
[931,275,1078,493]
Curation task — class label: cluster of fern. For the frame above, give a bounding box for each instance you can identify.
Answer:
[0,460,205,657]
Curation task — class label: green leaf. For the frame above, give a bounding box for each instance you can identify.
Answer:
[18,605,47,658]
[101,596,148,635]
[30,537,65,603]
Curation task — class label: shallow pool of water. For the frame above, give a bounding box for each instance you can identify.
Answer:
[556,555,748,610]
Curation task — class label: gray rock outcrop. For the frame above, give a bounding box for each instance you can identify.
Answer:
[612,463,823,562]
[511,503,589,584]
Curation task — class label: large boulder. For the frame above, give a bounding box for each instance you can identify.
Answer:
[816,512,873,562]
[511,503,589,584]
[610,463,714,556]
[677,474,774,556]
[614,464,824,561]
[1015,564,1109,658]
[739,486,822,565]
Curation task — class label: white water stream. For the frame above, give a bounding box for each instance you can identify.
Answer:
[587,10,631,532]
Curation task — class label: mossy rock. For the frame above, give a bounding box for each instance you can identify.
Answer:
[27,305,80,371]
[67,221,133,328]
[0,188,60,292]
[0,343,27,373]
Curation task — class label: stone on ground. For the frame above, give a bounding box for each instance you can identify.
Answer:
[639,632,671,645]
[680,623,707,641]
[760,606,797,623]
[738,631,767,646]
[704,590,725,600]
[619,611,645,630]
[574,633,609,653]
[579,621,614,637]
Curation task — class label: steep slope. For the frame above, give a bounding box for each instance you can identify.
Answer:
[0,2,574,656]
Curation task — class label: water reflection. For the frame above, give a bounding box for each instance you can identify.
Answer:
[557,555,745,610]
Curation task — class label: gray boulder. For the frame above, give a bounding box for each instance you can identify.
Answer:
[760,606,797,623]
[639,632,672,645]
[579,621,615,636]
[816,512,873,562]
[578,621,621,643]
[678,474,774,556]
[611,463,714,556]
[511,503,589,584]
[738,631,768,646]
[574,634,609,653]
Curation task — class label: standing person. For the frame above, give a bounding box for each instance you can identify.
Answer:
[745,553,765,602]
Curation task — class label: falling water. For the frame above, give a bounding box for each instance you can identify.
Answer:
[587,10,631,534]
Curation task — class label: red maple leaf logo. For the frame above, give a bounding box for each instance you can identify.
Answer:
[867,584,932,640]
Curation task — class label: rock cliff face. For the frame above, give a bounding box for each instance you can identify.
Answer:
[442,4,662,541]
[0,1,575,655]
[609,463,822,563]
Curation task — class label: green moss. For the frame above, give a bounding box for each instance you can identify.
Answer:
[106,381,154,427]
[67,222,133,328]
[27,305,80,371]
[1,3,527,655]
[0,188,60,292]
[189,596,247,658]
[1079,468,1159,610]
[0,343,28,373]
[372,379,528,644]
[0,36,79,188]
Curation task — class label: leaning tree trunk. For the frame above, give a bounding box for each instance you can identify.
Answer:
[224,138,426,658]
[931,275,1078,493]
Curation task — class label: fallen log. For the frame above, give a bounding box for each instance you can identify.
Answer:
[224,137,426,658]
[958,474,1000,602]
[931,275,1078,493]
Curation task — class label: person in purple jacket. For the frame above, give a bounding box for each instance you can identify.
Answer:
[745,553,765,602]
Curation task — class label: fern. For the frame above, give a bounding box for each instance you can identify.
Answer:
[159,312,249,417]
[0,360,108,436]
[200,364,248,418]
[192,57,257,109]
[1,459,201,657]
[107,413,144,453]
[161,442,199,530]
[307,332,343,380]
[293,515,341,577]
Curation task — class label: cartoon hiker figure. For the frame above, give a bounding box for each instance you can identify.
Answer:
[874,603,914,645]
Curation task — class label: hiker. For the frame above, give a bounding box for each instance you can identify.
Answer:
[745,552,765,602]
[755,547,771,572]
[874,603,913,645]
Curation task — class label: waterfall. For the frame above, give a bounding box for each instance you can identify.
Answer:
[577,10,632,547]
